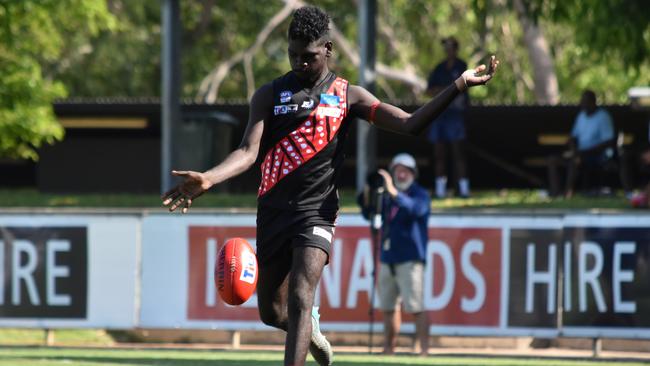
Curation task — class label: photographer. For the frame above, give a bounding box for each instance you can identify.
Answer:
[358,153,431,356]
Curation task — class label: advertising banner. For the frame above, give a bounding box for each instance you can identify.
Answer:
[507,228,563,330]
[0,226,87,318]
[0,215,139,328]
[140,214,506,334]
[6,211,646,338]
[560,215,650,338]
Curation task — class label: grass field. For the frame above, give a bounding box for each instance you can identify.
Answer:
[0,188,635,210]
[0,347,649,366]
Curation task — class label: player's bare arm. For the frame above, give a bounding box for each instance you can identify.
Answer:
[349,56,499,135]
[162,83,272,213]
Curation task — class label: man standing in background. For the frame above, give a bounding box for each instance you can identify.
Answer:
[359,153,430,356]
[427,36,471,199]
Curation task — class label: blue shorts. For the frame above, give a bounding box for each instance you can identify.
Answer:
[427,114,465,143]
[581,151,611,167]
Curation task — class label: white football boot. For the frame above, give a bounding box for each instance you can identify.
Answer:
[309,306,333,365]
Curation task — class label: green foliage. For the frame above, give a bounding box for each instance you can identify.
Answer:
[67,0,644,105]
[6,0,648,117]
[528,0,650,68]
[522,0,650,103]
[0,51,65,160]
[0,0,115,160]
[48,0,160,96]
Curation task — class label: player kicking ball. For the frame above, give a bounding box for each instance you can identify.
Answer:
[163,5,499,366]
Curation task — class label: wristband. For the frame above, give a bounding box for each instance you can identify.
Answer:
[369,101,381,123]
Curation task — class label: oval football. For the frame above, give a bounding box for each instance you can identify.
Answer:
[215,237,258,306]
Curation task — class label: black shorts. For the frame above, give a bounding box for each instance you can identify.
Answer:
[256,207,337,265]
[261,225,335,265]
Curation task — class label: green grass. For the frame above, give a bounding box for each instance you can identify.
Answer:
[426,189,631,210]
[0,347,647,366]
[0,188,635,211]
[0,189,258,209]
[0,329,114,346]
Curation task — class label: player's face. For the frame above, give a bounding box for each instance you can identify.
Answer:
[288,37,331,82]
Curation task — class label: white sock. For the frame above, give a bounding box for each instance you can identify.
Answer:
[459,178,470,196]
[435,177,447,198]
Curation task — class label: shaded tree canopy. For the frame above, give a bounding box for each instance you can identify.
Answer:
[3,0,650,159]
[0,0,115,159]
[39,0,650,105]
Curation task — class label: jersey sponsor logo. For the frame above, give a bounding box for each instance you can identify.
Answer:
[318,106,342,118]
[274,104,299,115]
[313,226,333,243]
[320,93,340,106]
[280,90,292,103]
[301,99,314,109]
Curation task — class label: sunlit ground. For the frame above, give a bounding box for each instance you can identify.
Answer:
[0,189,638,211]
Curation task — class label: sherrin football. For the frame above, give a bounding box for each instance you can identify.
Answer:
[215,238,258,305]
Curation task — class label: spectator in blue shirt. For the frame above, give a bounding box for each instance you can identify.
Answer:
[565,90,616,197]
[426,36,470,198]
[359,153,430,356]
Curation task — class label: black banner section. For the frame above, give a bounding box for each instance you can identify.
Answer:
[562,227,650,328]
[0,227,87,318]
[508,229,563,328]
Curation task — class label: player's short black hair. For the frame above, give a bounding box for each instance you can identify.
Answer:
[288,6,330,43]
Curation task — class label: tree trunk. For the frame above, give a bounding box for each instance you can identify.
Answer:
[514,0,559,105]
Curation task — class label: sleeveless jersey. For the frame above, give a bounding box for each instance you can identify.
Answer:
[257,71,351,212]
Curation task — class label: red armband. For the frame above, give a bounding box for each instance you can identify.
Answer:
[369,101,381,124]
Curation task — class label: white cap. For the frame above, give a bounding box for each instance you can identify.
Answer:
[389,153,417,175]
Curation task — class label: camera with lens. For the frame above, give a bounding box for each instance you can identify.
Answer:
[366,170,385,190]
[363,171,386,222]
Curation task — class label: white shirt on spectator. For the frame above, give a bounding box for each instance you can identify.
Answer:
[571,108,614,154]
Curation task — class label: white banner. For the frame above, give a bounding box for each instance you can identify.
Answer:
[0,215,139,328]
[2,211,650,340]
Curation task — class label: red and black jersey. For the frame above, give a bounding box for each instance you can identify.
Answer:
[255,71,351,263]
[257,71,351,212]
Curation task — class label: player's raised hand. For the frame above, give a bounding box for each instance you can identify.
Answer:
[461,55,500,88]
[161,170,212,213]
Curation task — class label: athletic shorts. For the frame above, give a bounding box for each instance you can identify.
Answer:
[256,207,336,265]
[427,114,465,143]
[378,261,425,313]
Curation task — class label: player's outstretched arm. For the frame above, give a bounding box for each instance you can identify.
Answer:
[349,56,499,136]
[162,84,271,213]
